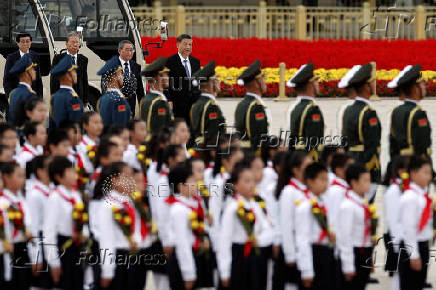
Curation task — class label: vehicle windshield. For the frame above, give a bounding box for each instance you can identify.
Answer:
[0,0,46,44]
[39,0,130,40]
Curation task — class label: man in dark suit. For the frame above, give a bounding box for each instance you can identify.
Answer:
[3,33,43,100]
[50,32,90,107]
[101,40,144,115]
[165,34,200,125]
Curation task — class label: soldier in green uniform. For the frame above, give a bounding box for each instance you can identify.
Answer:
[140,56,173,140]
[287,62,324,162]
[342,63,380,202]
[190,60,226,147]
[234,60,269,152]
[388,64,432,163]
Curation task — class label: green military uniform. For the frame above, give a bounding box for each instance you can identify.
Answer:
[234,60,269,151]
[342,63,381,183]
[190,61,226,146]
[287,62,324,161]
[140,57,173,139]
[388,65,432,162]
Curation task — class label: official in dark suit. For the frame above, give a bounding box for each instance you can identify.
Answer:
[3,33,43,100]
[50,32,90,106]
[166,34,200,125]
[101,40,144,115]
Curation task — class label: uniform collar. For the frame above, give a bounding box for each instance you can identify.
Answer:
[347,190,366,204]
[57,185,73,197]
[355,96,371,106]
[60,85,76,93]
[23,141,42,155]
[82,134,96,146]
[149,89,167,101]
[178,53,190,63]
[290,177,307,191]
[107,190,130,206]
[107,88,123,96]
[33,180,51,195]
[176,194,198,207]
[409,182,426,195]
[119,57,130,66]
[246,92,265,105]
[201,93,217,102]
[333,176,348,188]
[2,188,20,203]
[404,99,418,105]
[18,82,32,90]
[298,95,316,103]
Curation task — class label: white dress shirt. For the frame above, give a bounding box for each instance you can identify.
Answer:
[67,52,78,65]
[43,185,85,268]
[123,144,141,171]
[323,176,349,232]
[337,190,373,274]
[1,189,32,244]
[278,178,309,263]
[217,195,271,280]
[16,141,43,168]
[119,57,131,75]
[383,179,402,246]
[295,193,330,279]
[77,134,97,155]
[178,53,191,77]
[399,182,433,259]
[19,50,29,57]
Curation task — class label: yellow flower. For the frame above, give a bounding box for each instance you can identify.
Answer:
[189,211,198,220]
[112,206,118,212]
[86,145,93,151]
[114,213,122,221]
[145,158,151,166]
[75,166,81,172]
[246,212,255,221]
[310,198,317,205]
[237,208,245,216]
[123,216,132,225]
[369,204,376,214]
[88,151,95,159]
[139,145,147,152]
[75,202,85,211]
[187,148,196,156]
[82,177,89,184]
[15,212,22,219]
[82,213,89,222]
[312,207,321,214]
[259,201,266,209]
[151,221,158,234]
[7,212,15,220]
[400,172,409,180]
[191,220,199,230]
[295,199,302,206]
[72,211,80,220]
[198,222,205,231]
[132,191,142,201]
[237,200,244,208]
[220,166,225,173]
[137,153,144,161]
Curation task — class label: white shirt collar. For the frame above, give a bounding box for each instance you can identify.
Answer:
[67,51,78,58]
[149,89,167,101]
[81,134,96,146]
[60,85,76,92]
[409,182,426,195]
[19,82,32,90]
[23,141,42,155]
[290,177,307,191]
[33,179,51,194]
[119,57,130,67]
[299,95,316,103]
[246,92,265,105]
[19,50,29,57]
[201,93,217,102]
[3,188,19,203]
[348,190,366,204]
[355,96,371,106]
[404,99,418,105]
[334,176,349,187]
[178,53,189,63]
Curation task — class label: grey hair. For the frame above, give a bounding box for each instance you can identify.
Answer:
[66,32,80,42]
[118,40,134,50]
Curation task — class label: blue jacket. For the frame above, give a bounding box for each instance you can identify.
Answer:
[98,90,131,126]
[50,88,84,128]
[8,83,37,126]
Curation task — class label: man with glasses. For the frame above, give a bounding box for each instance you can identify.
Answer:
[3,32,43,101]
[50,32,90,109]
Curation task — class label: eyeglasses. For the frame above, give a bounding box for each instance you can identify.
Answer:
[19,39,31,44]
[123,48,135,53]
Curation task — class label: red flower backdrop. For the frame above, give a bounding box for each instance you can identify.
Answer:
[142,37,436,96]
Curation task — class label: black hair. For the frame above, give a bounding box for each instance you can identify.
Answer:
[81,111,99,129]
[102,124,127,138]
[275,151,308,199]
[319,144,342,166]
[14,97,44,128]
[176,34,192,43]
[304,162,328,181]
[224,160,252,197]
[408,155,431,173]
[94,141,119,168]
[241,152,263,168]
[49,156,74,185]
[168,161,193,195]
[272,151,287,171]
[330,153,352,175]
[157,144,184,172]
[0,161,20,176]
[170,118,186,131]
[213,146,240,178]
[147,128,171,161]
[382,156,410,186]
[345,163,368,186]
[16,33,32,43]
[59,120,79,132]
[0,123,15,138]
[93,162,128,200]
[260,136,279,166]
[23,121,42,138]
[47,129,69,147]
[127,119,144,131]
[26,154,49,180]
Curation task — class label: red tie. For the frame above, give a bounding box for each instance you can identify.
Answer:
[418,192,432,232]
[317,204,329,243]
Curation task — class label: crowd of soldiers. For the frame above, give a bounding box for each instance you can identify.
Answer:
[0,30,434,290]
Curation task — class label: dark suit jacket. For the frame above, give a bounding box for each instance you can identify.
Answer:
[3,50,43,99]
[165,53,200,125]
[50,52,89,104]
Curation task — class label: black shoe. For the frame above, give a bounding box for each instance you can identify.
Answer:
[423,282,432,288]
[367,277,379,284]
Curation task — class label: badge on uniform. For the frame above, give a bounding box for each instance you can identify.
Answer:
[158,108,166,115]
[255,112,265,120]
[118,105,126,112]
[72,104,81,111]
[312,114,321,121]
[209,112,217,120]
[369,117,378,126]
[418,118,428,127]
